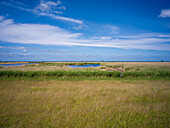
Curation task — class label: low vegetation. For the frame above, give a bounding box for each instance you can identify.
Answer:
[0,70,121,78]
[0,70,170,79]
[0,62,169,127]
[0,62,170,79]
[0,80,169,128]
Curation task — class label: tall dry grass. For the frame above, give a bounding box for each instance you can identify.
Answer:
[0,80,169,127]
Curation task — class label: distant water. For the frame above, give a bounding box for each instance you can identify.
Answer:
[0,63,39,67]
[67,64,101,68]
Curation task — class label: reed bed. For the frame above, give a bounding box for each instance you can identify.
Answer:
[0,70,170,78]
[0,62,170,79]
[0,70,121,78]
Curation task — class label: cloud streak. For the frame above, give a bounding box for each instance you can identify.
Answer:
[0,16,170,51]
[39,13,83,24]
[0,16,83,45]
[0,46,25,50]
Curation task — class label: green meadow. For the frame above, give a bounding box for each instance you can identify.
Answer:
[0,62,170,127]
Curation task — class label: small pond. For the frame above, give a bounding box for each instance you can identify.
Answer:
[67,64,101,68]
[0,63,39,67]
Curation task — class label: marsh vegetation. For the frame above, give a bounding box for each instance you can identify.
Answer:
[0,62,170,127]
[0,62,170,79]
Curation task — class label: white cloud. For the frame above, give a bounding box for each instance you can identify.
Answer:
[0,17,170,51]
[53,11,63,14]
[116,33,170,39]
[56,0,62,5]
[58,6,66,10]
[9,0,29,7]
[73,25,83,30]
[39,13,83,24]
[0,16,83,45]
[2,0,84,25]
[91,36,111,40]
[22,49,27,53]
[1,1,32,12]
[105,25,120,34]
[33,0,85,25]
[100,36,112,40]
[0,46,25,50]
[33,1,61,14]
[0,45,28,53]
[0,16,4,21]
[159,9,170,18]
[41,49,71,53]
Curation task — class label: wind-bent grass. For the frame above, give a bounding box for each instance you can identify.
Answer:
[0,70,170,79]
[0,80,169,128]
[123,70,170,77]
[0,70,121,78]
[0,62,170,127]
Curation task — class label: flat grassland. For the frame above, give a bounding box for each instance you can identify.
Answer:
[0,62,170,127]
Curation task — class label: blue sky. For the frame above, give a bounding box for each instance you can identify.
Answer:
[0,0,170,61]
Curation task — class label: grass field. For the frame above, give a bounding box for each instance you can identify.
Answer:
[0,80,169,128]
[0,62,170,127]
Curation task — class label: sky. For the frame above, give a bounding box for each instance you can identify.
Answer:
[0,0,170,61]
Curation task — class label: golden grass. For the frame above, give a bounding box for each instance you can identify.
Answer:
[0,65,72,71]
[0,62,28,64]
[1,62,170,72]
[102,62,170,72]
[0,80,169,127]
[102,62,170,66]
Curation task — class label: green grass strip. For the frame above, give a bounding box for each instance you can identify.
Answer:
[0,70,120,77]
